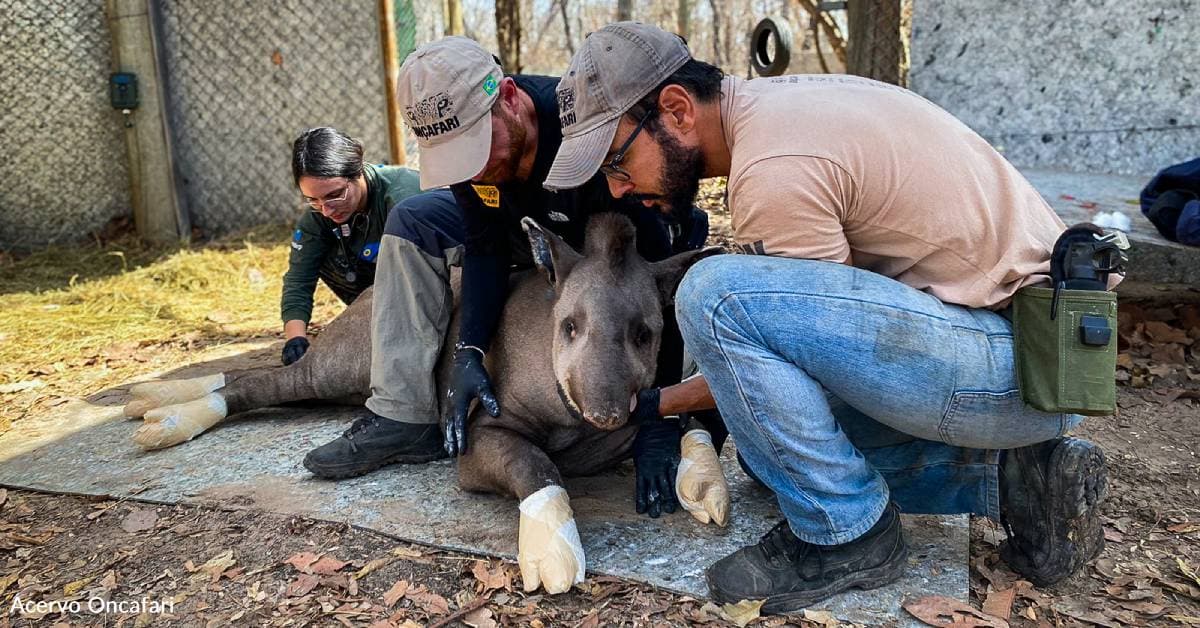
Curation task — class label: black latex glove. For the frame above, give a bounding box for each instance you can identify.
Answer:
[631,417,683,518]
[445,344,500,456]
[629,387,662,425]
[281,336,310,366]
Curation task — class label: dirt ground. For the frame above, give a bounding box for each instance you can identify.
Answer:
[2,193,1200,626]
[1,375,1198,627]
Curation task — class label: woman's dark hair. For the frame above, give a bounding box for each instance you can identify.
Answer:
[291,127,365,185]
[628,58,725,133]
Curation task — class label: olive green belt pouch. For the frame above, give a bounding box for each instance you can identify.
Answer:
[1012,286,1118,415]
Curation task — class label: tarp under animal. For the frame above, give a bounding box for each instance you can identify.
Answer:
[1141,157,1200,246]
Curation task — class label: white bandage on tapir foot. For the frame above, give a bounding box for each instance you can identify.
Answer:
[676,429,731,527]
[517,485,585,594]
[124,373,225,418]
[133,392,228,450]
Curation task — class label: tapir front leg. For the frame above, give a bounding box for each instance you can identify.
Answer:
[458,425,585,594]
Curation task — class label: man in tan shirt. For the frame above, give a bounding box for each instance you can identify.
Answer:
[545,22,1108,612]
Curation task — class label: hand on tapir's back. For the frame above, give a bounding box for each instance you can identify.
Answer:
[281,336,310,366]
[445,346,501,456]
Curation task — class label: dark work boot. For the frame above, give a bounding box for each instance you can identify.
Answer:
[999,437,1107,586]
[706,501,907,613]
[302,413,447,479]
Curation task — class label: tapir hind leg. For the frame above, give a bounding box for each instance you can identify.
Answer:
[131,292,375,451]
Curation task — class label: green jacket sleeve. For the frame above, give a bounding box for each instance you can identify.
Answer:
[280,213,330,324]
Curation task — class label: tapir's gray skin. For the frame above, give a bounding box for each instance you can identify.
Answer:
[193,214,715,499]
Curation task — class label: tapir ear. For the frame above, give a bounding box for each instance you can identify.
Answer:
[649,246,724,306]
[522,217,582,287]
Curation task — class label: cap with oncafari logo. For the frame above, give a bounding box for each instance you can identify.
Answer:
[543,22,691,191]
[396,36,503,189]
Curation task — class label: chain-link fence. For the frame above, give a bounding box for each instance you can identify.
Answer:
[156,1,401,235]
[845,0,909,86]
[0,0,131,251]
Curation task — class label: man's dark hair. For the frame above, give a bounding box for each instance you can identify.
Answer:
[291,127,365,185]
[628,58,725,133]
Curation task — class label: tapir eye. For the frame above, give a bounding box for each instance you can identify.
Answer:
[633,322,652,346]
[562,319,577,340]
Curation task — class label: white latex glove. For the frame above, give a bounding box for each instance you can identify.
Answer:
[133,393,228,450]
[125,373,225,418]
[517,485,585,594]
[675,429,730,527]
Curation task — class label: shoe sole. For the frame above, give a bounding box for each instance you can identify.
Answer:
[1000,437,1107,585]
[757,543,909,614]
[303,450,449,480]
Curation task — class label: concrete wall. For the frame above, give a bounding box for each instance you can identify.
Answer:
[0,1,131,250]
[910,0,1199,176]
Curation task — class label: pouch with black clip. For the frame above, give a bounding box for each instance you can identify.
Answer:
[1012,286,1118,415]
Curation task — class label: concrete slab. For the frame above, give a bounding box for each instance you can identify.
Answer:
[1021,168,1200,286]
[0,394,967,625]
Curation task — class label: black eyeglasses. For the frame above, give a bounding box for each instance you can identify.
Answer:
[599,109,653,182]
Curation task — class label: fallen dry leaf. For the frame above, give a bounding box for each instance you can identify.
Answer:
[0,488,7,508]
[982,587,1016,620]
[1180,558,1200,588]
[802,608,841,627]
[120,508,158,534]
[721,599,765,627]
[382,579,410,607]
[284,551,320,573]
[1168,522,1200,534]
[1168,615,1200,626]
[577,610,600,628]
[1145,321,1193,345]
[100,570,118,591]
[63,575,96,596]
[354,556,394,580]
[310,555,348,575]
[0,570,20,596]
[406,585,450,615]
[190,549,236,583]
[1052,598,1126,628]
[903,595,1008,627]
[471,560,512,592]
[463,607,497,628]
[286,573,320,597]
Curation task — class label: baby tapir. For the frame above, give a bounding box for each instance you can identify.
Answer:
[125,213,728,593]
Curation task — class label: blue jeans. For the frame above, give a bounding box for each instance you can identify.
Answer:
[675,256,1082,545]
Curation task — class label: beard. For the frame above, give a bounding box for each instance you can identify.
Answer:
[470,106,523,181]
[628,129,704,224]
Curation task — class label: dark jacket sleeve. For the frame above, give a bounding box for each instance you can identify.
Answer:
[453,184,512,352]
[280,212,331,324]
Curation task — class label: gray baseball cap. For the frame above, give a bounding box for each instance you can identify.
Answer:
[397,37,503,190]
[543,22,691,191]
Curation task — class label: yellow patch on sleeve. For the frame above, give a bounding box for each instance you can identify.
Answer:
[471,184,501,208]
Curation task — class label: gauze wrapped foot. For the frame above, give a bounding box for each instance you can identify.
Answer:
[517,485,585,594]
[675,429,730,526]
[133,392,228,450]
[124,373,225,418]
